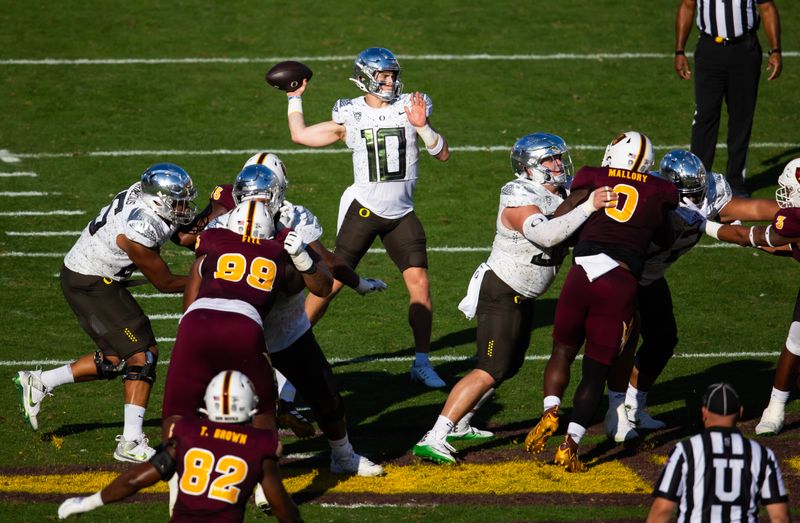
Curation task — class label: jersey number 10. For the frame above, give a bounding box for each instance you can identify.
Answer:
[361,127,406,182]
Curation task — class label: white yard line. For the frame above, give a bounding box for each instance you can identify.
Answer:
[0,172,37,177]
[0,191,56,197]
[0,210,84,216]
[1,52,797,66]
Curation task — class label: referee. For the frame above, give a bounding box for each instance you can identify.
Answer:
[647,383,789,522]
[675,0,782,198]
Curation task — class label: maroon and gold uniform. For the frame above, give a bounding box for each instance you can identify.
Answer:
[162,227,291,420]
[170,416,280,522]
[553,166,678,365]
[772,207,800,262]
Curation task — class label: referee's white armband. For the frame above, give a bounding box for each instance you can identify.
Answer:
[415,124,444,155]
[521,205,592,248]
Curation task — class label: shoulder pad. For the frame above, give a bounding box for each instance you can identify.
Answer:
[210,184,235,210]
[332,98,353,123]
[422,92,433,117]
[126,207,167,247]
[280,204,323,244]
[500,179,557,209]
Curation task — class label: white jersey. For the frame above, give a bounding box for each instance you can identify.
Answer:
[332,93,432,219]
[64,182,177,280]
[640,171,733,285]
[486,178,566,298]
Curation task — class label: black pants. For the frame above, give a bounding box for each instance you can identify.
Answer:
[691,34,762,195]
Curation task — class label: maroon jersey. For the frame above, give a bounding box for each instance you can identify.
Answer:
[195,227,290,315]
[570,166,679,276]
[772,207,800,263]
[170,416,279,522]
[210,184,236,211]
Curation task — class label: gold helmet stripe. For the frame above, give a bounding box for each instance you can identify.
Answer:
[257,152,269,165]
[244,200,257,237]
[631,135,647,172]
[221,370,232,415]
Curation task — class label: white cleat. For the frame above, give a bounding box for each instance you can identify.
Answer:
[13,370,51,431]
[755,404,785,436]
[413,431,458,465]
[114,434,156,463]
[627,405,667,430]
[604,402,640,443]
[447,423,494,441]
[410,363,446,388]
[330,451,385,477]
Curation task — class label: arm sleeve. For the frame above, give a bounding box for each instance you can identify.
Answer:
[522,204,592,248]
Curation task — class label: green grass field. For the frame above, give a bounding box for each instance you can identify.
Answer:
[1,1,799,521]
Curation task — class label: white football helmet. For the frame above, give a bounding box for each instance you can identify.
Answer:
[226,200,275,240]
[244,152,288,204]
[602,131,655,173]
[776,158,800,208]
[232,164,284,216]
[350,47,403,102]
[140,163,198,225]
[659,149,708,205]
[198,370,259,424]
[510,133,573,188]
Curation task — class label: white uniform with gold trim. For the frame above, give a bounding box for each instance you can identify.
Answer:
[333,93,431,220]
[64,182,177,280]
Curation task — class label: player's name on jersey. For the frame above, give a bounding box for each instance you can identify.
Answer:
[200,425,249,445]
[608,168,649,182]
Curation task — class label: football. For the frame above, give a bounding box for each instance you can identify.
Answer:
[265,61,313,92]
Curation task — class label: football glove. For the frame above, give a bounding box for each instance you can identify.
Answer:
[278,200,294,228]
[58,493,104,519]
[284,231,313,272]
[355,277,388,295]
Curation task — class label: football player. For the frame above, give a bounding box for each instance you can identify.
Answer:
[701,158,800,436]
[210,153,386,479]
[57,370,302,522]
[603,150,779,442]
[524,132,679,472]
[412,133,616,464]
[13,163,197,462]
[283,47,450,388]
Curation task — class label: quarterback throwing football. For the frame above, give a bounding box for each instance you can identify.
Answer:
[284,47,450,388]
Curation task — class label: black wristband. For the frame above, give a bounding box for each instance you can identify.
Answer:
[769,48,781,55]
[675,50,686,56]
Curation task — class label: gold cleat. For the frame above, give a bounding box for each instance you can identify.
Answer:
[524,405,559,454]
[554,434,586,473]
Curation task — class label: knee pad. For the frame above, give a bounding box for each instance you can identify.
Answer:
[94,351,125,380]
[786,322,800,357]
[123,349,158,384]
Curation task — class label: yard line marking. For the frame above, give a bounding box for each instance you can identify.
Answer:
[0,149,20,163]
[0,191,56,197]
[131,293,180,298]
[0,210,84,216]
[1,52,798,66]
[0,171,37,177]
[6,231,82,236]
[0,352,780,367]
[5,142,799,160]
[0,243,746,257]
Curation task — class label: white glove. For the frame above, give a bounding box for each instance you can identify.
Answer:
[676,196,707,226]
[284,231,313,272]
[58,492,104,519]
[278,200,294,228]
[355,277,388,295]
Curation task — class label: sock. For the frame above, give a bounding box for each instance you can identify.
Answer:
[328,433,353,459]
[278,375,297,403]
[122,404,146,441]
[770,387,790,404]
[40,364,74,390]
[626,384,647,410]
[168,473,178,515]
[414,352,430,366]
[432,415,455,438]
[543,395,561,411]
[608,389,626,407]
[456,388,495,431]
[567,422,587,444]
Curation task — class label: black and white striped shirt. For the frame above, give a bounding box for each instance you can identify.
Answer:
[653,427,787,522]
[695,0,768,39]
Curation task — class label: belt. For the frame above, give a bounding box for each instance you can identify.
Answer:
[700,30,754,46]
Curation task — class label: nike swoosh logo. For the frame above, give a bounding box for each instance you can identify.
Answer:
[27,379,38,407]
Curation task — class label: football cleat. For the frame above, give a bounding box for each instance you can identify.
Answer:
[627,405,667,430]
[277,399,316,439]
[410,363,446,388]
[554,435,586,473]
[13,370,51,431]
[755,403,785,436]
[330,451,385,477]
[524,405,559,454]
[604,402,640,443]
[413,432,458,465]
[114,434,156,463]
[447,423,494,442]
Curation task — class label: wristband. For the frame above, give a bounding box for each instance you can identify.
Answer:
[675,50,686,56]
[748,226,756,247]
[290,250,314,272]
[580,197,596,215]
[287,96,303,115]
[704,221,722,240]
[765,225,775,247]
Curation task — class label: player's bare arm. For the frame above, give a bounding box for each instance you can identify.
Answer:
[286,79,346,147]
[116,235,187,293]
[284,232,333,297]
[260,457,304,523]
[405,92,450,161]
[718,197,779,223]
[183,256,204,311]
[711,222,799,248]
[308,241,359,288]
